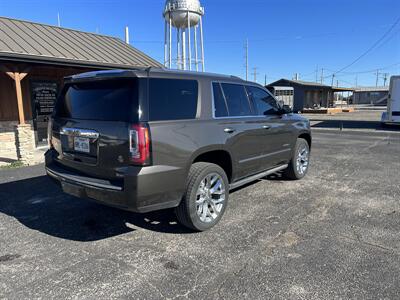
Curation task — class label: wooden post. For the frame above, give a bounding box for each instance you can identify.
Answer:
[5,72,28,124]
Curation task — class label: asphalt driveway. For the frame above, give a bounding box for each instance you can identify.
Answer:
[0,130,399,299]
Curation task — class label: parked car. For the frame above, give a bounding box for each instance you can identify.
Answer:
[45,68,312,231]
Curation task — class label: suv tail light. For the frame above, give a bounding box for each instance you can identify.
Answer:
[129,124,151,166]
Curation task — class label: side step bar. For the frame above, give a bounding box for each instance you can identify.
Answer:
[229,164,288,190]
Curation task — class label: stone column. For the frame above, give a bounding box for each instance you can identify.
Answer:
[16,123,36,165]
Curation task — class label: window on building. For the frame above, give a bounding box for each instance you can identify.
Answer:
[148,78,198,121]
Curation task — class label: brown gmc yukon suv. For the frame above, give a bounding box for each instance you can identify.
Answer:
[46,68,311,231]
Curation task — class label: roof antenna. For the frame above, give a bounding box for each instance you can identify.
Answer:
[57,13,61,27]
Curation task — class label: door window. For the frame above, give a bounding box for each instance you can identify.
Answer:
[212,83,229,117]
[220,83,253,117]
[246,86,279,116]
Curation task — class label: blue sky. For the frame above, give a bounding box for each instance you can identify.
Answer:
[1,0,399,86]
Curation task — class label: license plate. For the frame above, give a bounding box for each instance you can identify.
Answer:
[74,137,90,153]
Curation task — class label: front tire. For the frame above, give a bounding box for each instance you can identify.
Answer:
[175,162,229,231]
[283,138,310,180]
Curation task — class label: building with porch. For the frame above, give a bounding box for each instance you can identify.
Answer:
[352,86,389,105]
[0,16,162,165]
[267,79,354,112]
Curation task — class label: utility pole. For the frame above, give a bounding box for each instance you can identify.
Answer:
[383,73,389,86]
[336,80,339,87]
[331,74,335,86]
[244,39,249,81]
[315,66,319,83]
[294,73,299,81]
[320,68,324,84]
[264,74,267,86]
[375,69,379,87]
[57,13,61,27]
[253,67,258,82]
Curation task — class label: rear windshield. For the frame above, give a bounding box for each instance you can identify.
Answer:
[56,79,139,122]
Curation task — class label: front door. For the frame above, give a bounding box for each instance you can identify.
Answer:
[245,85,293,169]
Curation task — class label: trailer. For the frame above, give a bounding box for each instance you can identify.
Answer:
[381,76,400,125]
[266,86,294,109]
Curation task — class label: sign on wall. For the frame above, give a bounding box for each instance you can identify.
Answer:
[31,81,58,115]
[30,81,58,144]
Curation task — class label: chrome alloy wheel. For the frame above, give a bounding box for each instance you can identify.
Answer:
[296,145,309,175]
[195,173,226,223]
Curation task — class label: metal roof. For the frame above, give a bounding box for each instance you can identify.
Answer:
[268,78,354,91]
[268,78,332,88]
[353,86,389,92]
[0,16,163,69]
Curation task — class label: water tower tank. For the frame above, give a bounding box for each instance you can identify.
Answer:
[163,0,204,29]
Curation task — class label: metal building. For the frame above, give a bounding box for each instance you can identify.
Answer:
[0,16,162,165]
[267,79,354,112]
[352,86,389,105]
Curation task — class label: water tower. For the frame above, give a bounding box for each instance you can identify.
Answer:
[163,0,205,71]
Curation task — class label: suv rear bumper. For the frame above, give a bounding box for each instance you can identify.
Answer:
[45,150,185,213]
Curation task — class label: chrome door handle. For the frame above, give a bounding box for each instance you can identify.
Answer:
[262,125,271,130]
[224,128,236,134]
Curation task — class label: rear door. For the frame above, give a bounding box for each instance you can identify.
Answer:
[51,78,140,179]
[246,85,294,168]
[213,82,270,180]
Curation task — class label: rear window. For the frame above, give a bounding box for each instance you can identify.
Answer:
[148,78,198,121]
[56,79,139,122]
[212,83,229,117]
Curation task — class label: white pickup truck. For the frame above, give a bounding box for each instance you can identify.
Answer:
[381,76,400,125]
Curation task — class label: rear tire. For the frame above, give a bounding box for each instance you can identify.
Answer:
[283,138,310,180]
[175,162,229,231]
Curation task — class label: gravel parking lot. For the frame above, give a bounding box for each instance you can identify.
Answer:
[0,130,399,299]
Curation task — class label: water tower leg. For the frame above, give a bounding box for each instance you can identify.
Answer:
[177,28,181,69]
[200,17,205,72]
[169,17,172,69]
[164,20,168,67]
[187,11,192,71]
[194,25,198,72]
[182,30,186,70]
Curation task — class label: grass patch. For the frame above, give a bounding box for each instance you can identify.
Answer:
[0,161,25,169]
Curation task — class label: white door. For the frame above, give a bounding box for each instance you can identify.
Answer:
[390,76,400,122]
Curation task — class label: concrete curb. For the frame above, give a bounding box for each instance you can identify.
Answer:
[311,127,400,137]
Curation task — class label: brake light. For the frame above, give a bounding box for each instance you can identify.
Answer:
[129,124,151,165]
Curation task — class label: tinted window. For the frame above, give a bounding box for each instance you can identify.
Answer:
[56,79,138,122]
[212,83,228,117]
[246,86,279,115]
[221,83,252,116]
[149,79,198,121]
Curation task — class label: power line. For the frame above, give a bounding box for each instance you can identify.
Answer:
[326,16,400,77]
